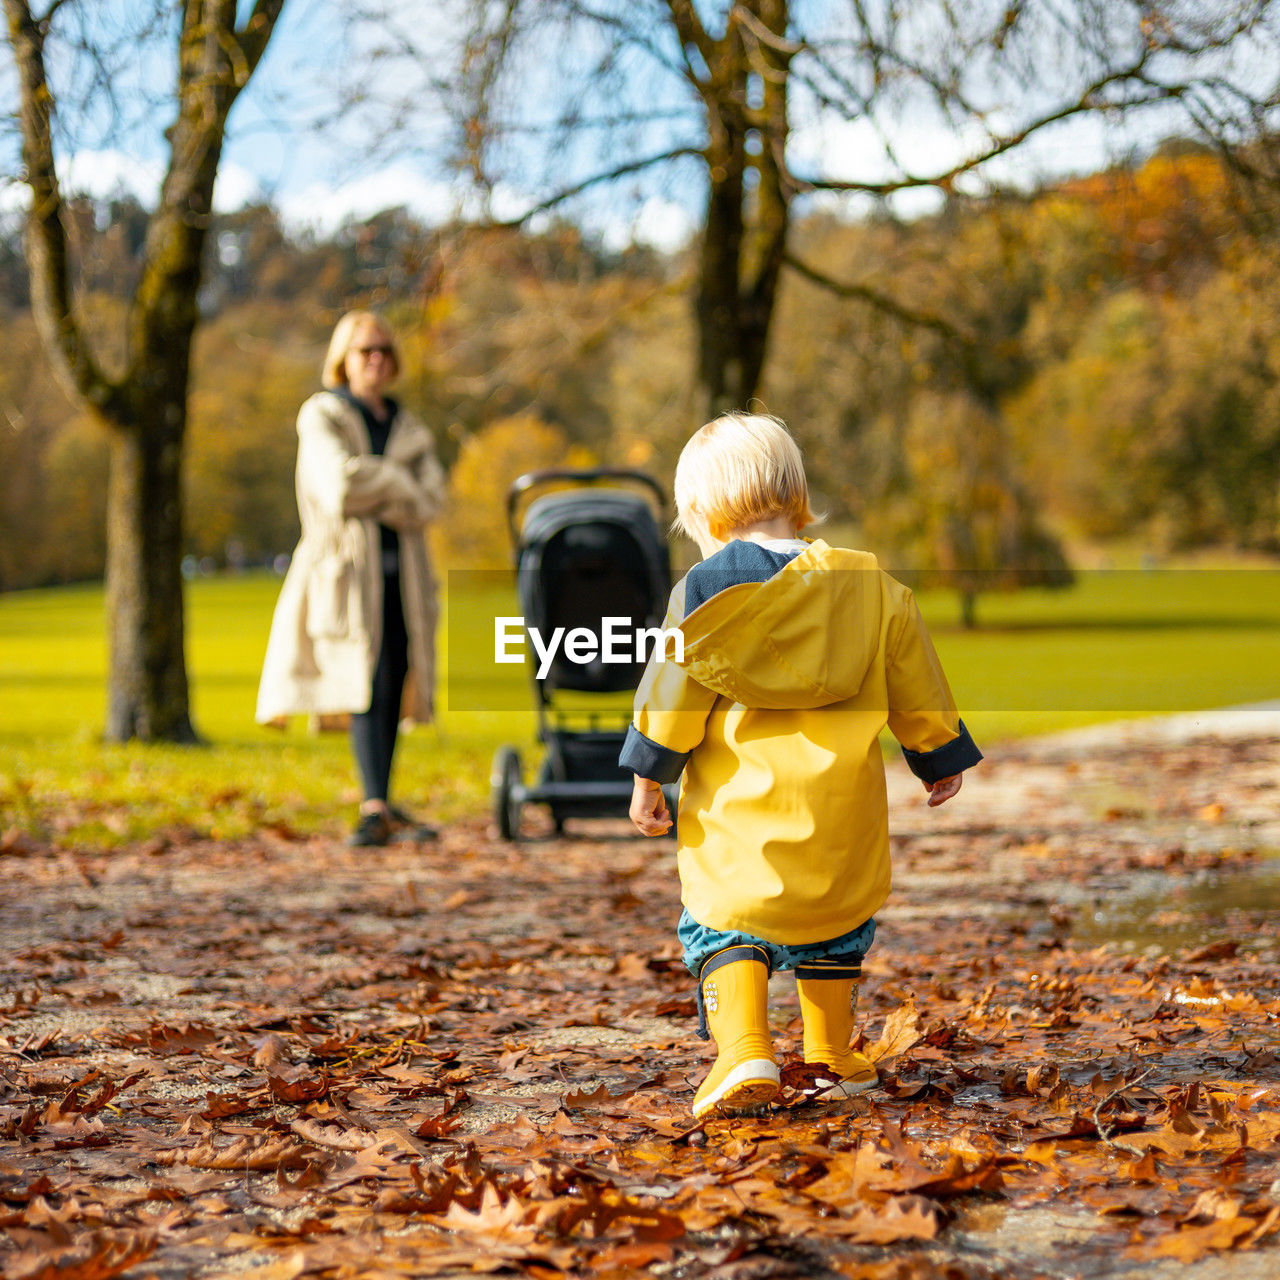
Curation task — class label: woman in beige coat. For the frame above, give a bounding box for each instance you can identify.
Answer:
[257,311,446,846]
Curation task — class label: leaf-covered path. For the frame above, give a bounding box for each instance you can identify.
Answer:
[3,716,1280,1279]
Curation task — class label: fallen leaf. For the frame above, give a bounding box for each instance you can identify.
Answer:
[562,1082,638,1109]
[828,1194,944,1244]
[867,1001,922,1064]
[1182,1188,1242,1223]
[157,1137,314,1171]
[252,1034,294,1072]
[5,1228,157,1280]
[1126,1216,1257,1262]
[439,1184,537,1244]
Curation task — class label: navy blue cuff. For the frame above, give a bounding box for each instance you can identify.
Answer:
[901,719,983,784]
[619,724,690,785]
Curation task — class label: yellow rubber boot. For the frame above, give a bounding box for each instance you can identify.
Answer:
[796,962,878,1096]
[692,946,779,1119]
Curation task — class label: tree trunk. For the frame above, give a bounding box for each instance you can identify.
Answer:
[696,140,750,418]
[5,0,284,742]
[103,400,196,743]
[691,0,792,421]
[694,173,787,419]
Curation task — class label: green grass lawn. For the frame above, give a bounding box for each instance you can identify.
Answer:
[926,567,1280,736]
[1,565,1277,847]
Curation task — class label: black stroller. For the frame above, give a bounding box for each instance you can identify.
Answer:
[491,468,672,839]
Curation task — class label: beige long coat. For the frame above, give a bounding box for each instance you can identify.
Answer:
[256,391,445,725]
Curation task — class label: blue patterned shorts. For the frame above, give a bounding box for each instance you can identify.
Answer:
[677,909,877,978]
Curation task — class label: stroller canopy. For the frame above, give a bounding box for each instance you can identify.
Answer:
[516,489,671,695]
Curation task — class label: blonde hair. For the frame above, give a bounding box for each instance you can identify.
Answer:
[673,411,819,544]
[321,310,401,388]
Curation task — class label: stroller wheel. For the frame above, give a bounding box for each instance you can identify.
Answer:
[492,746,524,841]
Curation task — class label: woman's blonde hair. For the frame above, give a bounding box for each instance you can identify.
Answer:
[321,310,401,388]
[673,411,819,543]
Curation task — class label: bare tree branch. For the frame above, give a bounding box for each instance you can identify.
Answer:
[732,3,804,59]
[488,145,702,225]
[664,0,715,73]
[450,0,1280,417]
[30,0,69,24]
[557,0,692,82]
[783,249,974,346]
[130,0,285,377]
[2,0,119,415]
[788,63,1183,198]
[480,108,697,138]
[237,0,286,77]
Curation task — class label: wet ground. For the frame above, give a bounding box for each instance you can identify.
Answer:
[3,705,1280,1278]
[1074,859,1280,963]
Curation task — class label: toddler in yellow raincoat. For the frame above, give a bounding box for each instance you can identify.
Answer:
[619,411,982,1119]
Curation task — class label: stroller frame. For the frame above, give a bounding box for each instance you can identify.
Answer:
[491,467,673,839]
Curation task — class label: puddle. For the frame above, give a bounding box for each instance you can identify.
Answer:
[952,1201,1117,1256]
[1069,850,1280,960]
[952,1201,1280,1279]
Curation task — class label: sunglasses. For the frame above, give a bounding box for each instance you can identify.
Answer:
[353,344,394,358]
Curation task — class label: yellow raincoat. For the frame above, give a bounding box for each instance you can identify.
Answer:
[626,540,979,945]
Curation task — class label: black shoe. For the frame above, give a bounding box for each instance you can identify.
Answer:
[348,811,392,847]
[387,805,439,842]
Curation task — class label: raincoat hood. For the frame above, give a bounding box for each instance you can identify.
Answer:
[677,541,881,709]
[621,535,981,945]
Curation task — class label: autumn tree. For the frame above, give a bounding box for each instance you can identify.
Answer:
[454,0,1280,441]
[389,222,683,466]
[184,302,321,566]
[0,206,682,592]
[857,388,1074,627]
[772,203,1075,621]
[0,314,54,591]
[1010,256,1280,550]
[2,0,290,740]
[436,414,579,568]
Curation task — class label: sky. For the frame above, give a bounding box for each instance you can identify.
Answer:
[1,1,1272,253]
[0,1,704,250]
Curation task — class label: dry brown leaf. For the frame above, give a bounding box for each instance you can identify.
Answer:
[1126,1216,1258,1263]
[827,1194,944,1244]
[866,1000,922,1064]
[251,1033,294,1072]
[562,1082,638,1109]
[1182,1188,1243,1223]
[439,1185,537,1243]
[291,1117,376,1151]
[804,1142,899,1209]
[5,730,1280,1280]
[267,1070,329,1103]
[588,1242,675,1270]
[5,1229,157,1280]
[158,1136,314,1171]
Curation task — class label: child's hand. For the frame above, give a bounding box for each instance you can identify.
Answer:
[629,777,672,836]
[925,773,962,807]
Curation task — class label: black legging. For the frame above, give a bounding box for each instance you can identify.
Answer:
[350,574,409,804]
